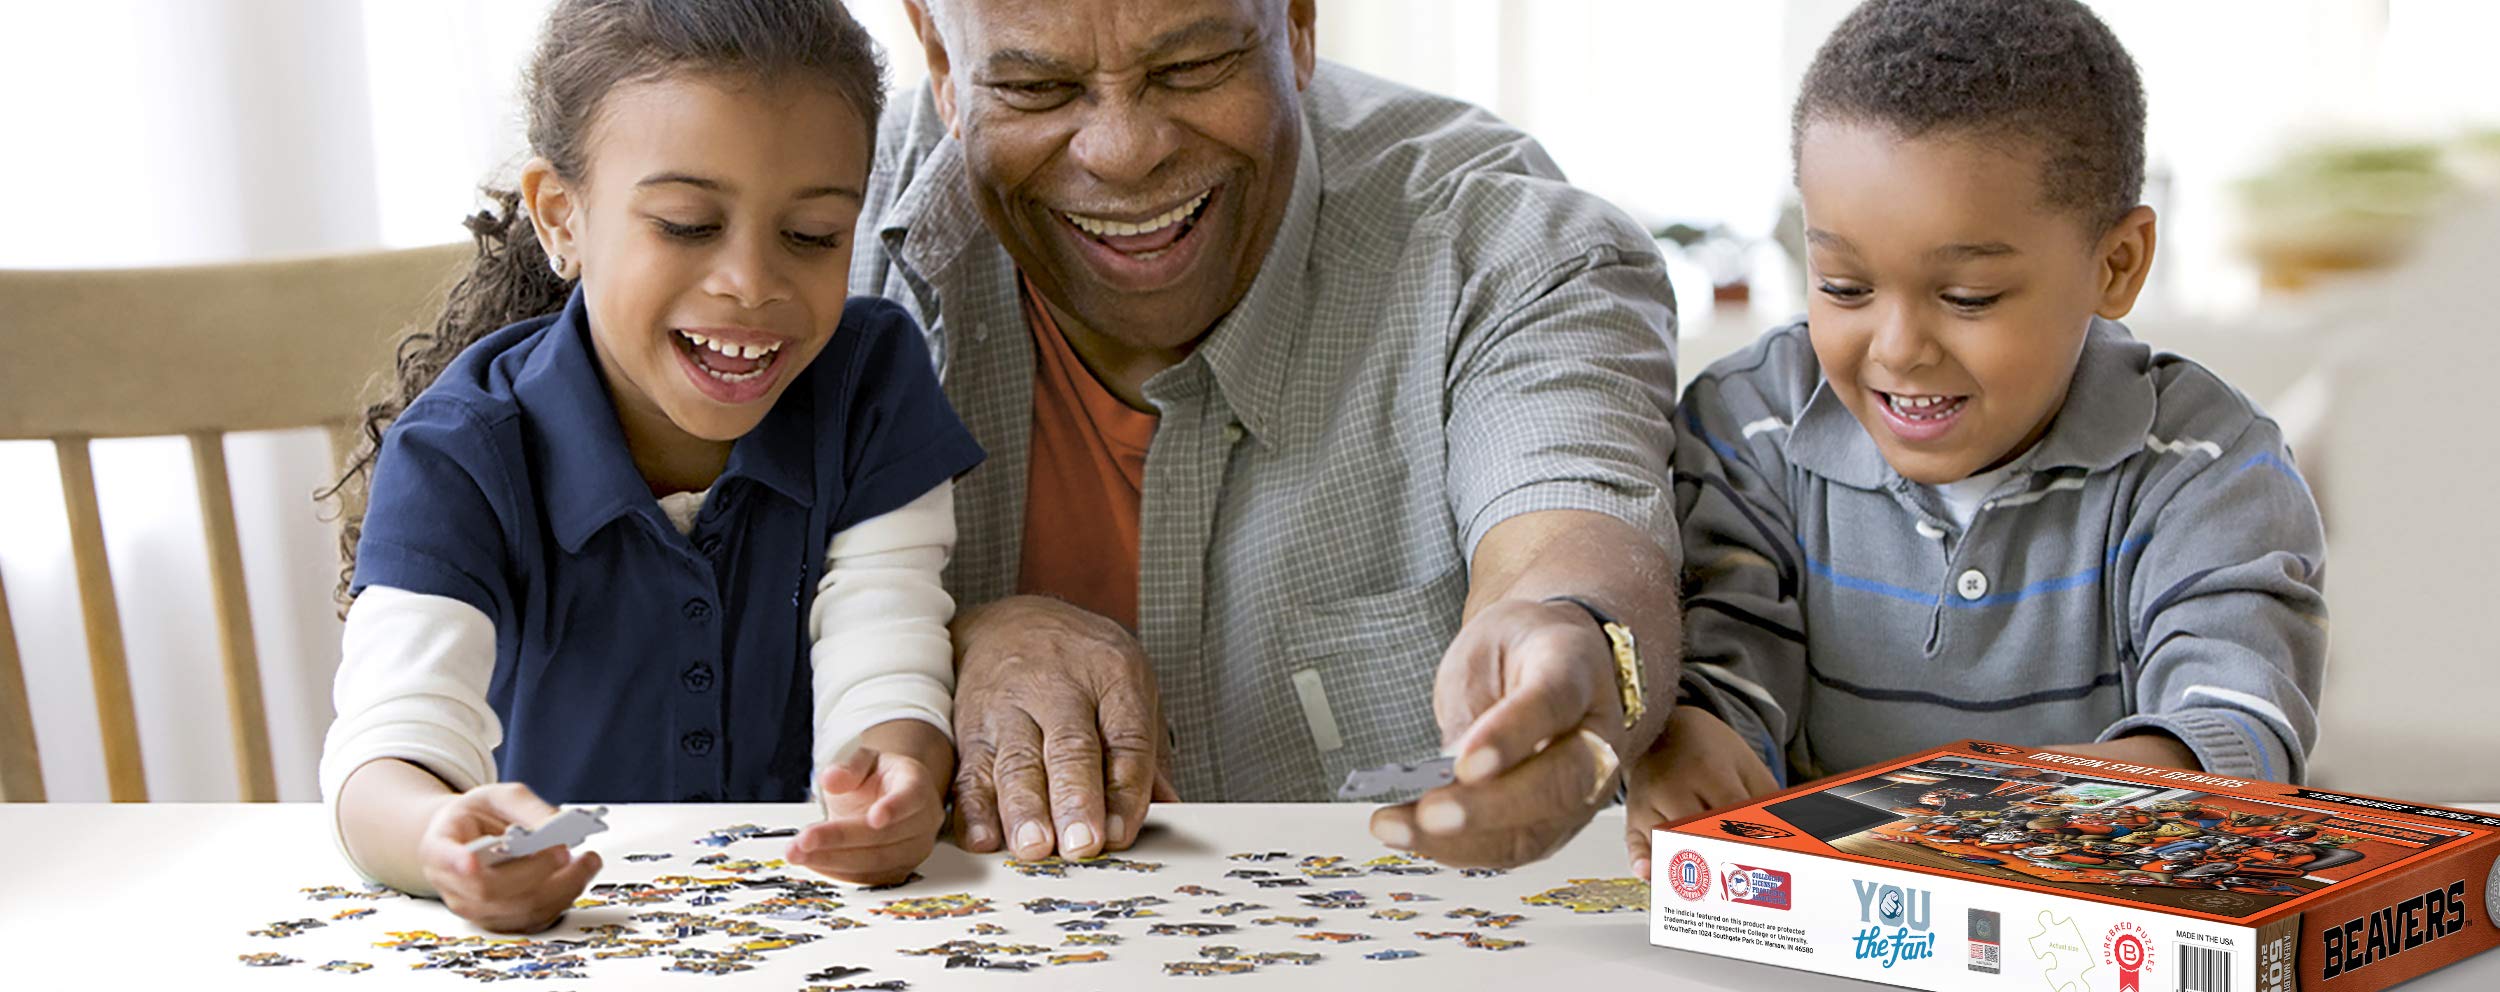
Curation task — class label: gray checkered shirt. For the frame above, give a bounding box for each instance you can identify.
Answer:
[851,63,1678,801]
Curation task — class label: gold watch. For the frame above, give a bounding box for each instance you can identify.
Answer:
[1545,595,1644,730]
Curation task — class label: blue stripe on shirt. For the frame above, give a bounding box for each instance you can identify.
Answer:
[2213,709,2278,781]
[1803,533,2154,609]
[2238,452,2305,485]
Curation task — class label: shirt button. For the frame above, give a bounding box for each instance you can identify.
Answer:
[681,662,715,693]
[1223,422,1245,445]
[683,598,712,621]
[1956,569,1991,601]
[681,729,715,756]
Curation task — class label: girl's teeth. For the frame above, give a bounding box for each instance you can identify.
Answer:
[676,330,784,384]
[677,330,782,360]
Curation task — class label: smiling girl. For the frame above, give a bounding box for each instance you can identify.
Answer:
[318,0,982,931]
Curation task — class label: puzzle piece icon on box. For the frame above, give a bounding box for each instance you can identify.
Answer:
[1337,755,1456,800]
[466,806,609,866]
[2026,910,2095,992]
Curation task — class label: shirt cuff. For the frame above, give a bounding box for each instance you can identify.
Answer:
[1461,478,1672,561]
[816,680,954,773]
[2101,708,2299,784]
[1674,669,1786,788]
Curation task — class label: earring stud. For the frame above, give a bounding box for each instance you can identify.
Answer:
[549,254,566,278]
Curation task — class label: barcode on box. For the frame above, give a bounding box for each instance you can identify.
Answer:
[2179,943,2232,992]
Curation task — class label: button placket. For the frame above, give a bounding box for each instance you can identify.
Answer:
[1956,569,1991,601]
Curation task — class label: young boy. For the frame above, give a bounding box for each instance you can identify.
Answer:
[1625,0,2327,879]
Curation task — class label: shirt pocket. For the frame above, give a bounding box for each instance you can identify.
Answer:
[1279,564,1468,801]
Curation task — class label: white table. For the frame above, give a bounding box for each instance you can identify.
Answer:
[3,802,2494,989]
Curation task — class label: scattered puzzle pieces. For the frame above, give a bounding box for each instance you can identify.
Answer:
[247,918,326,939]
[872,894,994,920]
[1166,960,1256,976]
[1150,922,1239,937]
[1522,877,1649,914]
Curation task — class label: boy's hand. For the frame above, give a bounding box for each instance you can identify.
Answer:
[1624,706,1781,880]
[789,740,947,886]
[418,783,603,933]
[2040,733,2200,771]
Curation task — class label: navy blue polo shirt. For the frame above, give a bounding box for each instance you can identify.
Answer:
[350,289,983,804]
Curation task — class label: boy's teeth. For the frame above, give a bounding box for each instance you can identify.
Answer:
[1064,192,1209,238]
[1887,393,1963,419]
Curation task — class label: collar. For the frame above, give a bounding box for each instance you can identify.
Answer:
[515,288,816,553]
[1786,316,2157,491]
[876,124,993,336]
[1165,122,1321,443]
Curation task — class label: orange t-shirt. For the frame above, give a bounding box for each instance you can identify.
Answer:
[1016,279,1155,631]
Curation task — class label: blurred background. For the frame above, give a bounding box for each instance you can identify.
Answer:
[1,0,2493,803]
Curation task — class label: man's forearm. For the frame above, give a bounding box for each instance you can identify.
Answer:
[1467,509,1682,755]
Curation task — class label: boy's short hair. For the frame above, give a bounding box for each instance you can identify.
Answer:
[1794,0,2147,229]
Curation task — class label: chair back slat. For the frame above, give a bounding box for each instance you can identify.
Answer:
[0,570,43,802]
[190,432,278,802]
[54,437,148,802]
[2,243,468,801]
[0,243,468,441]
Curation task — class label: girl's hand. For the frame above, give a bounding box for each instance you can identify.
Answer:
[1623,706,1782,880]
[418,782,604,933]
[788,743,947,885]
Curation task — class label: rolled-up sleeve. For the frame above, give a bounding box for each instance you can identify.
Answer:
[1445,248,1679,558]
[809,481,960,774]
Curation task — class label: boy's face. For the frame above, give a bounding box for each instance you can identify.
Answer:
[527,74,869,449]
[1796,120,2153,485]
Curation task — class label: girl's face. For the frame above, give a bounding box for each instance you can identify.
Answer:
[527,73,869,461]
[1795,120,2154,486]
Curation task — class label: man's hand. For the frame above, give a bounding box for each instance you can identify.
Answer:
[417,783,604,934]
[950,596,1178,862]
[1368,597,1629,868]
[1623,705,1781,879]
[788,720,952,885]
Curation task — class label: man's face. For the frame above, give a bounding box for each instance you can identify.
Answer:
[912,0,1316,352]
[1796,120,2151,486]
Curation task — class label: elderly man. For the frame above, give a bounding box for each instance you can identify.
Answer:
[853,0,1681,869]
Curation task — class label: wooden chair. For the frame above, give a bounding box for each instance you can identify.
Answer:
[0,243,468,802]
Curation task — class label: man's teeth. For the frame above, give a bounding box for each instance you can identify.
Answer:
[1063,192,1209,238]
[679,331,783,361]
[1887,393,1964,420]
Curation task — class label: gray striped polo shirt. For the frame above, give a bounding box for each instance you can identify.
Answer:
[1676,319,2327,783]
